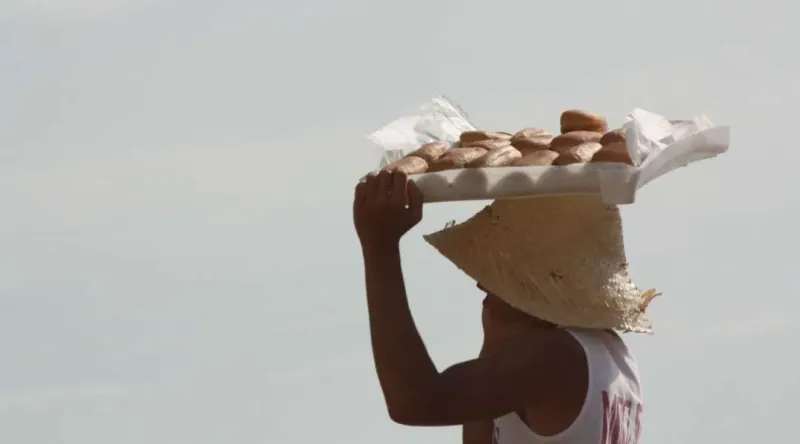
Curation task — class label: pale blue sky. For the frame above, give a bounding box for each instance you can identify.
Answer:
[0,1,797,443]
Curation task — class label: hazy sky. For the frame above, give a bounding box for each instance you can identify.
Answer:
[1,1,797,443]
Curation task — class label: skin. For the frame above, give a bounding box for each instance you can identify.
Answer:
[353,170,588,441]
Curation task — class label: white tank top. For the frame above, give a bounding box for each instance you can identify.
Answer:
[492,329,643,444]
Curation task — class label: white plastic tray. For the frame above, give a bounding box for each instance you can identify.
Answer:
[367,96,730,205]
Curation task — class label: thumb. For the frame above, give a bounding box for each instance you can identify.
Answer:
[406,180,423,225]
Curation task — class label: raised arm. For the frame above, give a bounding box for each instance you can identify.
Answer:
[353,171,586,427]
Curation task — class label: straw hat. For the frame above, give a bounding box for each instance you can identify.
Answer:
[423,195,659,333]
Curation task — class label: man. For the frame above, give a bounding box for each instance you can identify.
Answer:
[353,170,653,444]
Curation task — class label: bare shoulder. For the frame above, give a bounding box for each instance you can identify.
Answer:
[442,328,588,411]
[497,328,587,396]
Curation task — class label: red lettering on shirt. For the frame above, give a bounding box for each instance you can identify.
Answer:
[601,391,642,444]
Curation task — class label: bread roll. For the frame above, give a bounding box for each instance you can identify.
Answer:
[600,128,626,146]
[511,127,550,141]
[468,146,523,168]
[513,150,559,166]
[382,155,429,174]
[554,142,603,165]
[560,110,608,134]
[466,138,512,150]
[591,141,633,165]
[459,131,512,145]
[407,142,448,164]
[512,135,554,153]
[428,147,488,172]
[549,131,603,153]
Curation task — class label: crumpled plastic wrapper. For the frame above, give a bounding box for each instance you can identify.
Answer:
[367,95,478,167]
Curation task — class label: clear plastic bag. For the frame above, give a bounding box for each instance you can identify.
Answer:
[366,96,730,205]
[367,95,478,167]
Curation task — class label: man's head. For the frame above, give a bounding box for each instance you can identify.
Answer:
[478,283,555,346]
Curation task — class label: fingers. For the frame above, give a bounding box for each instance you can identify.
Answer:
[354,181,367,204]
[389,170,408,208]
[361,171,379,202]
[373,170,391,202]
[407,179,423,224]
[361,170,423,218]
[353,181,367,225]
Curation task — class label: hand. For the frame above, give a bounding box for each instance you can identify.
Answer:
[353,170,423,249]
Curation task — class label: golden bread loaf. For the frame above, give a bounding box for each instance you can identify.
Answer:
[511,127,550,141]
[466,139,513,150]
[600,128,626,146]
[560,109,608,134]
[550,131,603,153]
[554,142,603,165]
[408,142,448,164]
[468,146,523,168]
[428,147,488,172]
[512,135,554,153]
[591,141,633,165]
[459,131,512,145]
[513,150,560,166]
[382,155,429,174]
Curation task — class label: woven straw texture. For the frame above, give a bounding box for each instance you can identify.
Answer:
[424,195,658,333]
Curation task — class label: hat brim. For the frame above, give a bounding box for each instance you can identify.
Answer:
[424,195,657,333]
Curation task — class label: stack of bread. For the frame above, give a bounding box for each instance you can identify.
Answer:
[382,109,634,175]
